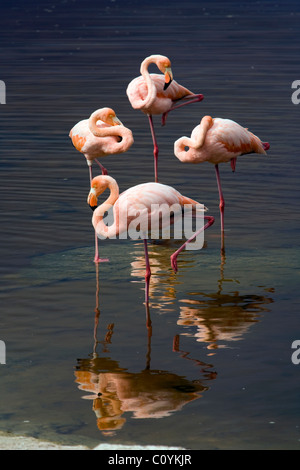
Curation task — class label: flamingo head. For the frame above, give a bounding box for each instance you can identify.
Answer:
[90,107,123,128]
[99,107,123,127]
[87,175,118,211]
[87,176,109,210]
[156,56,173,90]
[87,186,98,211]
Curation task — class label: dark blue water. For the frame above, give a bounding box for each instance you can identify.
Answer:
[0,0,300,449]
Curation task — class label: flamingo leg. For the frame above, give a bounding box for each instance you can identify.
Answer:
[148,115,159,183]
[170,215,215,273]
[215,164,225,233]
[215,164,226,253]
[162,94,204,126]
[89,166,109,264]
[173,334,180,352]
[93,263,100,350]
[95,158,108,175]
[143,239,152,304]
[231,157,237,172]
[144,303,152,369]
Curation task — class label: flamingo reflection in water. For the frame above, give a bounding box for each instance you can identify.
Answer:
[75,299,216,434]
[129,240,201,311]
[176,254,274,352]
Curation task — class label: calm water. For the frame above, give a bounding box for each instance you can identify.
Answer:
[0,0,300,450]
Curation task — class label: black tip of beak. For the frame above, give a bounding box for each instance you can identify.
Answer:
[164,80,172,91]
[90,205,97,212]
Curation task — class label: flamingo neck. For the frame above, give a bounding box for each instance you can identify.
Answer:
[192,116,214,149]
[174,136,196,163]
[88,114,133,153]
[174,117,214,163]
[140,56,159,110]
[88,112,118,138]
[92,177,119,238]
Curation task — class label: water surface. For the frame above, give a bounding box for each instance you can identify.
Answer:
[0,0,300,450]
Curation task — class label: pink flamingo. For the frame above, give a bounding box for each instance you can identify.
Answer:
[70,107,134,263]
[126,55,204,182]
[87,175,214,303]
[69,107,134,181]
[174,116,270,247]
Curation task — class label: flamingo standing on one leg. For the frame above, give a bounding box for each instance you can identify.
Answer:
[87,175,214,304]
[174,115,270,249]
[69,107,134,263]
[126,55,204,182]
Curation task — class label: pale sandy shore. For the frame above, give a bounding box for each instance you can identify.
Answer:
[0,432,183,450]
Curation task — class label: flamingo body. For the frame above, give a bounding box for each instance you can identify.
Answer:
[174,115,270,240]
[127,73,197,116]
[70,118,120,163]
[174,116,269,166]
[87,176,214,302]
[88,176,205,239]
[126,55,204,182]
[69,107,134,169]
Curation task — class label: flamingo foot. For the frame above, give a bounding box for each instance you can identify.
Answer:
[95,159,108,175]
[161,112,168,127]
[162,94,204,127]
[170,215,215,273]
[94,256,110,263]
[170,253,178,273]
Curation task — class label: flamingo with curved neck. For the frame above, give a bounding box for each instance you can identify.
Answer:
[126,55,204,182]
[174,115,270,249]
[87,175,214,304]
[70,107,134,263]
[70,107,134,181]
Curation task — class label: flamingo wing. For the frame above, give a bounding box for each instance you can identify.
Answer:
[127,74,194,114]
[212,118,267,156]
[150,74,194,101]
[70,119,120,158]
[69,119,89,152]
[117,183,205,233]
[119,182,192,209]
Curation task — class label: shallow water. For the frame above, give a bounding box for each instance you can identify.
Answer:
[0,0,300,450]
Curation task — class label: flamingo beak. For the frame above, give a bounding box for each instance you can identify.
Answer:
[87,187,98,211]
[111,115,123,126]
[164,67,173,90]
